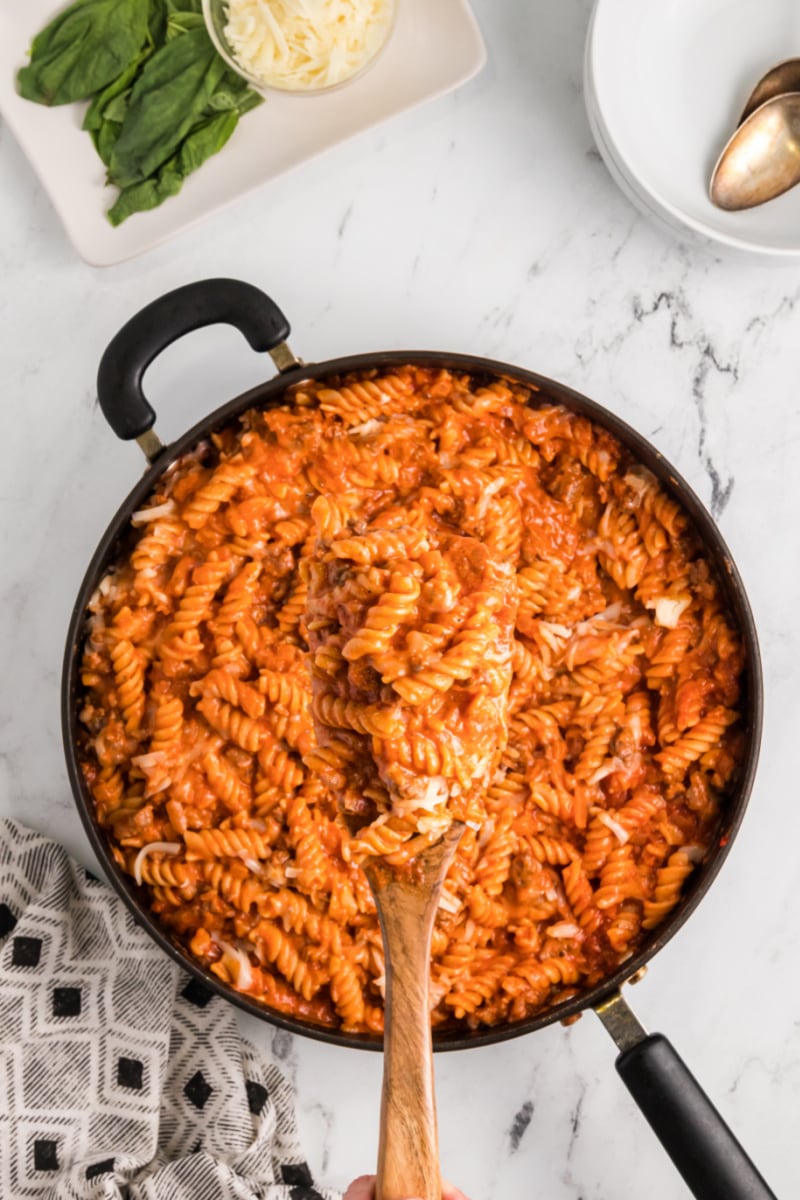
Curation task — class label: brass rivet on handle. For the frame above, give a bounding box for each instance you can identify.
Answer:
[269,341,303,373]
[136,429,165,464]
[627,966,648,986]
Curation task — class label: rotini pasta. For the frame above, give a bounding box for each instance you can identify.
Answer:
[77,365,745,1033]
[305,517,517,865]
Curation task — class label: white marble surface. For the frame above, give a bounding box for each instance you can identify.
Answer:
[1,1,798,1197]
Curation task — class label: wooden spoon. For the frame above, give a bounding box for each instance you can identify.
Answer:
[363,823,465,1200]
[304,527,517,1200]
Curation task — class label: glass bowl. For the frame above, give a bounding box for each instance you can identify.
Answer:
[202,0,397,96]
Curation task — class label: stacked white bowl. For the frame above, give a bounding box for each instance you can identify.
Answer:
[584,0,800,263]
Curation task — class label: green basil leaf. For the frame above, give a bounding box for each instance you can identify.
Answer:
[147,0,169,45]
[103,89,133,124]
[108,27,225,187]
[107,160,183,226]
[166,0,203,13]
[207,84,263,115]
[18,0,150,106]
[178,108,238,172]
[165,12,207,39]
[205,63,263,114]
[95,118,123,167]
[232,88,263,116]
[83,52,149,132]
[107,109,238,225]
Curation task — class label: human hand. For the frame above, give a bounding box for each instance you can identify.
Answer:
[343,1176,471,1200]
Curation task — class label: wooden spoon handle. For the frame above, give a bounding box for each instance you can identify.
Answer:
[365,826,464,1200]
[375,882,440,1200]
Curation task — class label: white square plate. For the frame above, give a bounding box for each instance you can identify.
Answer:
[0,0,485,267]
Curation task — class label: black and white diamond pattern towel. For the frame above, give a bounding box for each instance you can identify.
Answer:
[0,819,340,1200]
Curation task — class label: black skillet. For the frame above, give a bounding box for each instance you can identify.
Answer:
[61,279,774,1200]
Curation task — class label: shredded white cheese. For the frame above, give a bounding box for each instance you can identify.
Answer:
[651,595,691,629]
[131,752,166,768]
[576,603,624,635]
[133,842,181,886]
[416,813,451,836]
[588,757,623,786]
[596,810,629,844]
[218,940,254,989]
[224,0,395,91]
[547,922,581,939]
[438,888,461,915]
[392,776,448,814]
[349,418,384,437]
[131,500,176,525]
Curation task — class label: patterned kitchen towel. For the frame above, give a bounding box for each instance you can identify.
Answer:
[0,819,340,1200]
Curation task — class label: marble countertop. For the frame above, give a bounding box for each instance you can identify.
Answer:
[1,1,798,1197]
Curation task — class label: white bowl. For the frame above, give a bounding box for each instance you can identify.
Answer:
[586,0,800,262]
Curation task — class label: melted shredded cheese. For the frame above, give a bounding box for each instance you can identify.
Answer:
[651,595,691,629]
[131,500,176,525]
[438,887,461,915]
[133,842,181,886]
[547,921,581,939]
[217,940,254,989]
[224,0,395,91]
[596,810,629,844]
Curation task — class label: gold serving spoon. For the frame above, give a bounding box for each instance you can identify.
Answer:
[709,91,800,210]
[739,57,800,123]
[710,57,800,210]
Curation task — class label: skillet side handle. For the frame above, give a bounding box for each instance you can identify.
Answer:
[598,994,777,1200]
[96,278,295,453]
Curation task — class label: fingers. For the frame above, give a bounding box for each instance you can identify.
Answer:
[343,1176,375,1200]
[342,1176,470,1200]
[442,1182,471,1200]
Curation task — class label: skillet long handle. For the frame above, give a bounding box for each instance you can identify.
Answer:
[597,993,777,1200]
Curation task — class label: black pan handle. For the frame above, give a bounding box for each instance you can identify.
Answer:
[97,279,293,442]
[596,992,777,1200]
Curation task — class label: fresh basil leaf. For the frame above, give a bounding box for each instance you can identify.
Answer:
[178,108,238,172]
[107,109,238,225]
[166,0,203,13]
[108,27,225,188]
[207,84,263,115]
[234,89,263,115]
[206,75,250,111]
[18,0,150,106]
[95,118,124,167]
[205,63,263,114]
[103,89,133,124]
[166,12,207,39]
[83,52,149,132]
[107,160,183,225]
[147,0,169,45]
